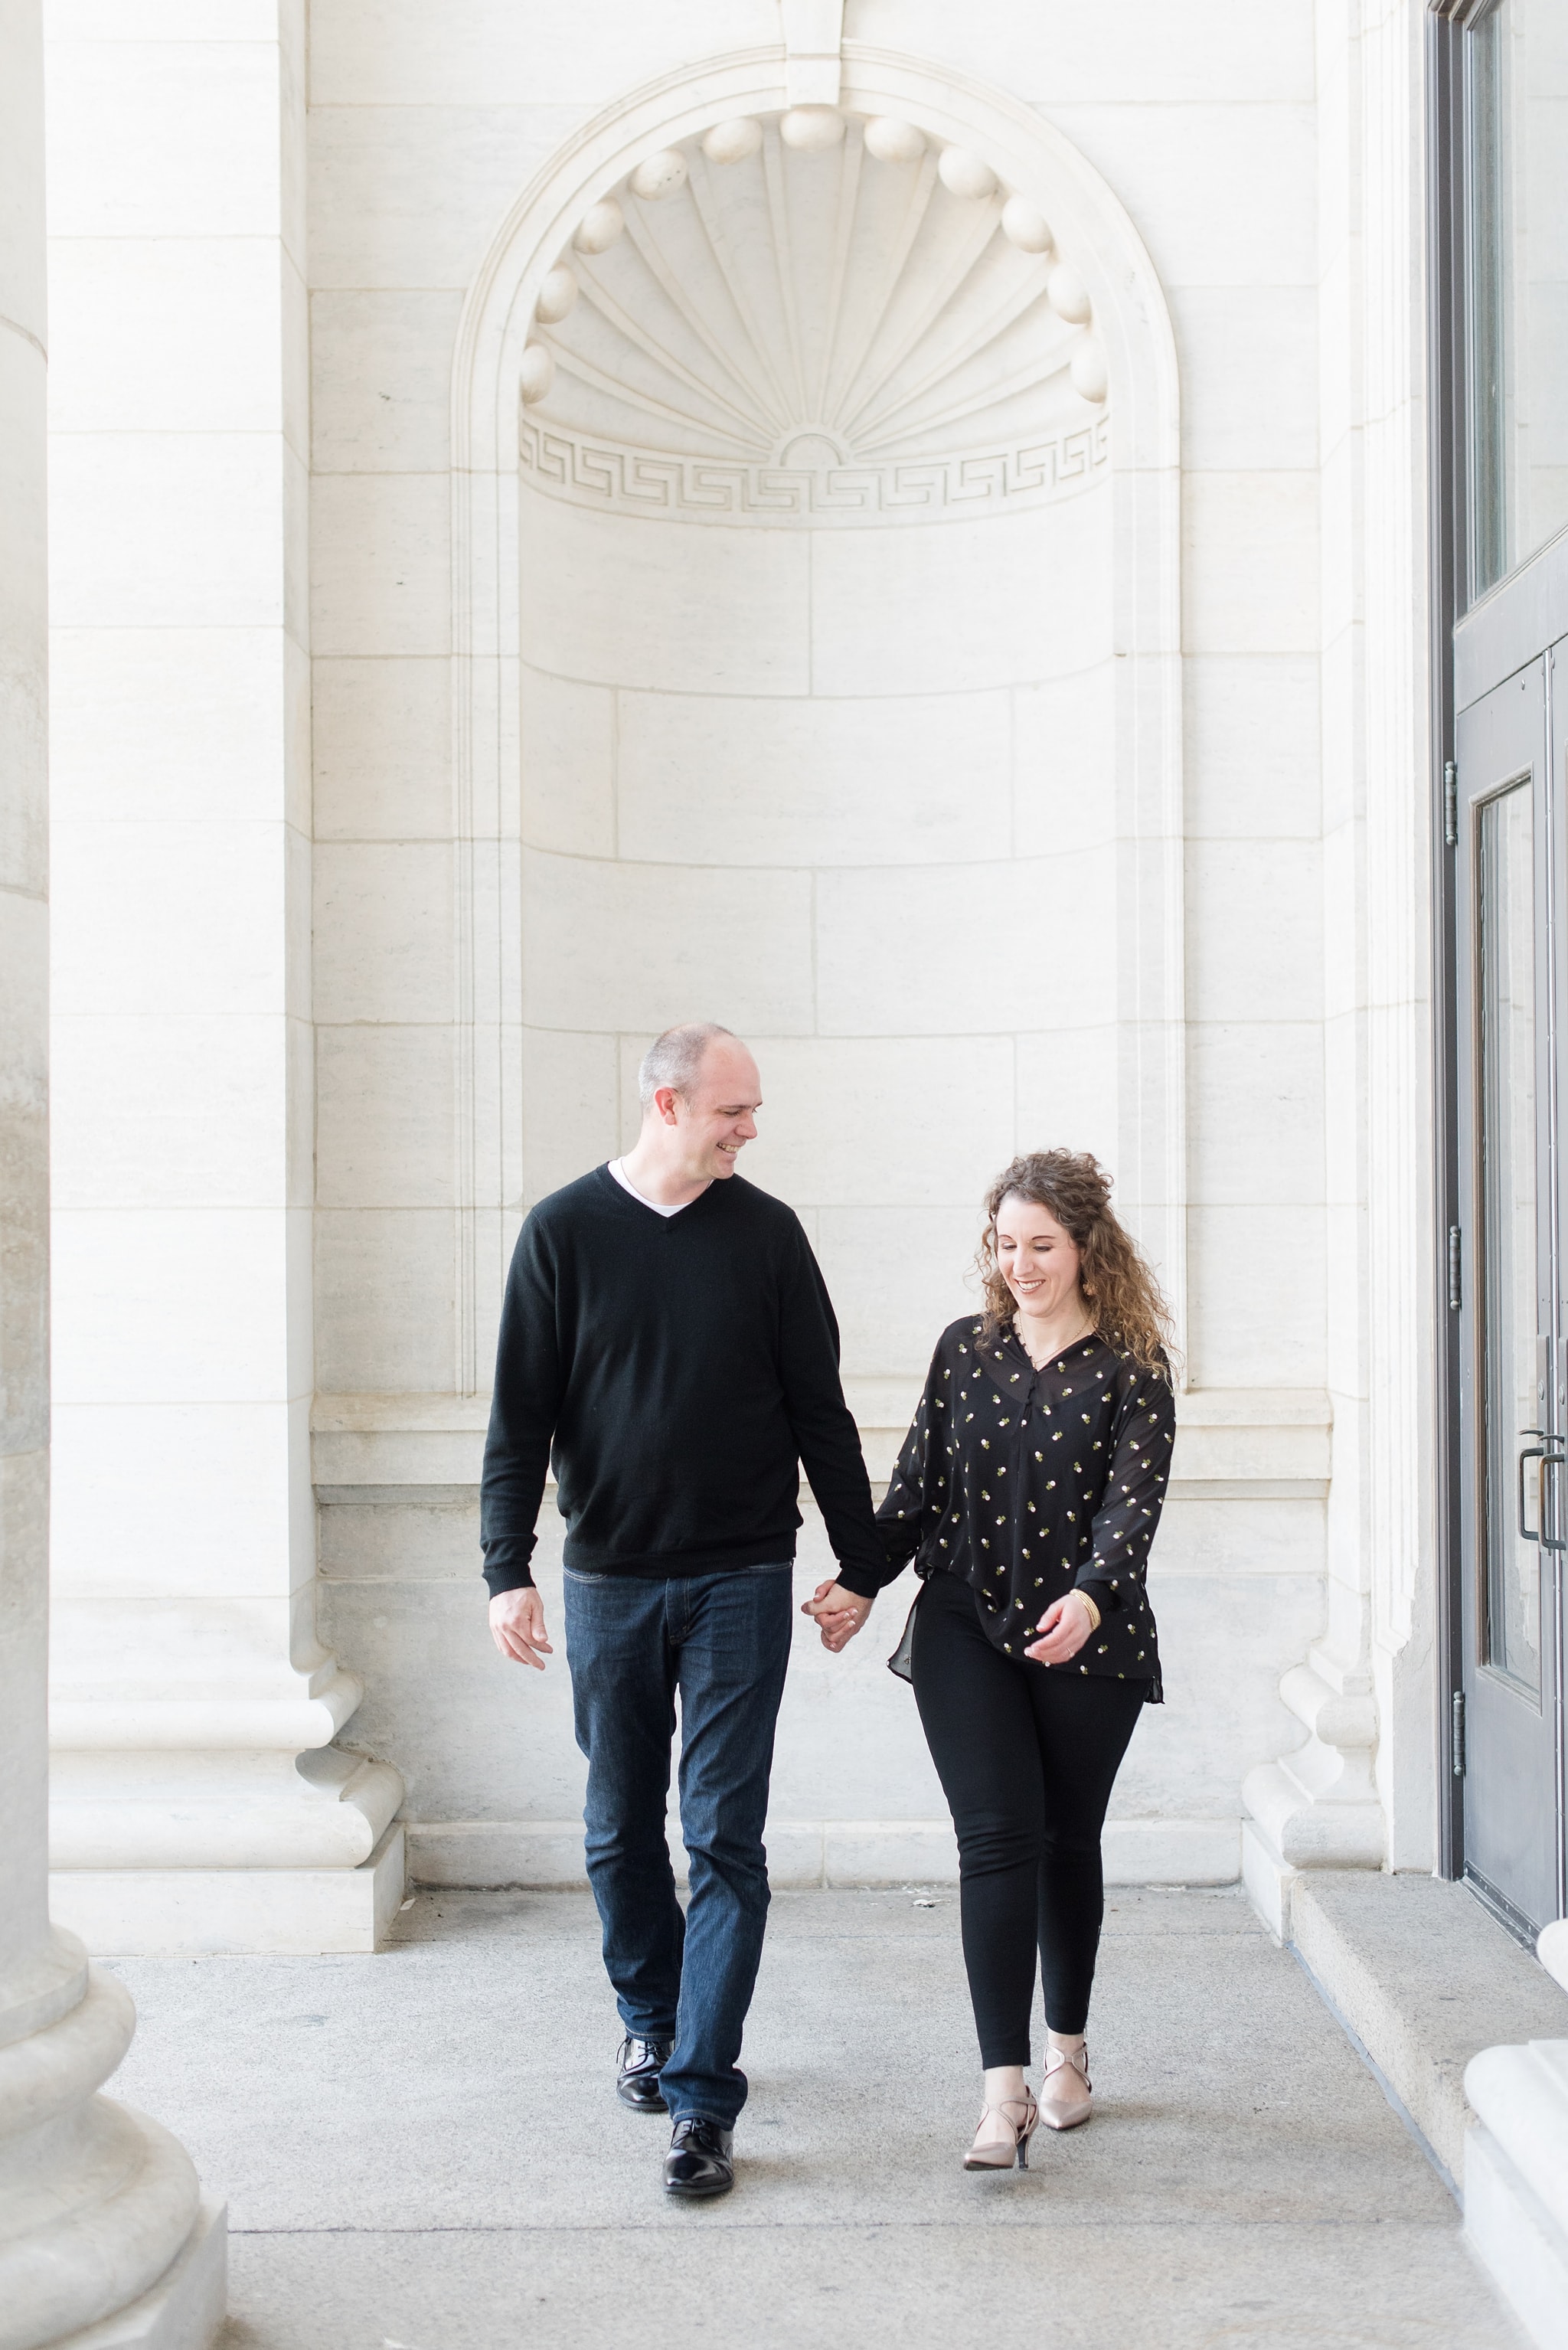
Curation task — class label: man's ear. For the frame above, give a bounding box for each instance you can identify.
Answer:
[655,1085,681,1127]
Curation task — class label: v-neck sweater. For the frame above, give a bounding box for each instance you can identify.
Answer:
[840,1317,1172,1701]
[479,1165,884,1592]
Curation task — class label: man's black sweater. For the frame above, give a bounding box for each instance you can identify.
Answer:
[480,1165,884,1594]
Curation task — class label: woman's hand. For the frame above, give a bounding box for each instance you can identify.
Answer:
[1024,1590,1096,1667]
[801,1579,874,1653]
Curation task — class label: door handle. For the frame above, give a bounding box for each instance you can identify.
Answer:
[1519,1442,1547,1542]
[1542,1450,1567,1555]
[1517,1438,1566,1545]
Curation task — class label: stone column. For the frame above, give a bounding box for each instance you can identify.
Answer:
[43,1,403,1953]
[1462,1921,1568,2349]
[1242,0,1433,1930]
[0,4,224,2339]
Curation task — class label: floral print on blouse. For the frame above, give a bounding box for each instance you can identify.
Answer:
[868,1317,1173,1703]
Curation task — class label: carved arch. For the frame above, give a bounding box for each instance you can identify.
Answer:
[449,43,1184,1390]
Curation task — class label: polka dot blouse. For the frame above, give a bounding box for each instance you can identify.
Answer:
[858,1317,1172,1704]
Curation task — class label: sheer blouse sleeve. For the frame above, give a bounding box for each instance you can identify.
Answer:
[1076,1358,1174,1620]
[841,1339,950,1597]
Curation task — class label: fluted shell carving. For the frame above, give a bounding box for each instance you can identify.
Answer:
[521,112,1109,527]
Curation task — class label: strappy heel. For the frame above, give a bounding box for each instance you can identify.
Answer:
[1039,2041,1093,2129]
[962,2089,1040,2171]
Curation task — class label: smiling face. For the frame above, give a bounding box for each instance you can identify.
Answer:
[653,1035,762,1184]
[995,1192,1086,1328]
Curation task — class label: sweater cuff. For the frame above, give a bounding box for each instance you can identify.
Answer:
[482,1537,537,1598]
[483,1562,536,1598]
[832,1560,889,1600]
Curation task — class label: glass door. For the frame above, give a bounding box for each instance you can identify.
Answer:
[1430,0,1568,1908]
[1454,649,1564,1933]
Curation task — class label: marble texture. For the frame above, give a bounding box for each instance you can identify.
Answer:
[809,501,1113,696]
[310,656,450,841]
[613,688,1014,868]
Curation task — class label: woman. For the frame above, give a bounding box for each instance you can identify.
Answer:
[806,1149,1174,2172]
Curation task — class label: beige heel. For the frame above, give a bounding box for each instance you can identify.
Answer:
[963,2090,1040,2171]
[1039,2041,1092,2129]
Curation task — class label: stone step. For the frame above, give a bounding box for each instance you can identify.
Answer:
[1287,1868,1568,2189]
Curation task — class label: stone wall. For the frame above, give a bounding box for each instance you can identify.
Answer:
[302,0,1331,1894]
[35,0,1441,1937]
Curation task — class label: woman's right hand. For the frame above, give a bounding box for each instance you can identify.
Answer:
[801,1579,874,1653]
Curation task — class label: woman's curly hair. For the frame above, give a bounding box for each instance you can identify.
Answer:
[975,1149,1177,1380]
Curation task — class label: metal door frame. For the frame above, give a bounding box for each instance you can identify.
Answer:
[1428,7,1465,1876]
[1428,3,1568,1899]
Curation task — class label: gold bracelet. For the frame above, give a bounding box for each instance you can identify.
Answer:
[1076,1592,1102,1633]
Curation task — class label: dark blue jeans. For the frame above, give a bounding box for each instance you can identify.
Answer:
[562,1560,794,2130]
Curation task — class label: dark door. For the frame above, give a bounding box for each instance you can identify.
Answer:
[1454,645,1565,1933]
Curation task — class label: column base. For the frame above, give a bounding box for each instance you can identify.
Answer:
[49,1824,405,1956]
[58,2198,226,2350]
[1241,1817,1300,1937]
[1465,2122,1568,2350]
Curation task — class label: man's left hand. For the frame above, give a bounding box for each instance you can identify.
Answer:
[802,1579,874,1653]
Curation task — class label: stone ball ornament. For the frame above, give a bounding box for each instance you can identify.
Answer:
[1070,338,1109,404]
[862,116,926,163]
[534,265,578,325]
[779,105,846,150]
[573,198,624,254]
[1047,263,1093,325]
[937,146,999,201]
[1001,195,1054,253]
[630,149,688,201]
[518,342,555,404]
[702,117,763,165]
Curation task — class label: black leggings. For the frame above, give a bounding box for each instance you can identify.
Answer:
[910,1571,1146,2064]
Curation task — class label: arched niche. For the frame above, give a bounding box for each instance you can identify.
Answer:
[451,45,1184,1395]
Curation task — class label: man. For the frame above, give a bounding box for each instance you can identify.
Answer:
[482,1022,885,2199]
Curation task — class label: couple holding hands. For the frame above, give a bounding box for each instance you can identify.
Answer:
[482,1023,1174,2198]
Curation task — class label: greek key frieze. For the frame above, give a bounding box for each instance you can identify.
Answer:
[518,417,1110,527]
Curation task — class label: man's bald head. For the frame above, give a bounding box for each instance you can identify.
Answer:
[637,1023,736,1110]
[629,1023,762,1191]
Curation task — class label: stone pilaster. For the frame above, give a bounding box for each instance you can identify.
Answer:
[43,1,403,1953]
[1242,0,1434,1929]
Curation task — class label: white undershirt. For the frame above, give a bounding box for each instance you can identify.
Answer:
[609,1158,690,1217]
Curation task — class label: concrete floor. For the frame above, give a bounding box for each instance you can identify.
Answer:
[103,1888,1521,2350]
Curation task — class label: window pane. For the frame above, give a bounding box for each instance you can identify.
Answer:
[1465,0,1568,601]
[1476,778,1540,1695]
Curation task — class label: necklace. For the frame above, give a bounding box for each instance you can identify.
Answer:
[1014,1311,1095,1371]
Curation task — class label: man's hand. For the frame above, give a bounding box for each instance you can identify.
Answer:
[1024,1590,1096,1667]
[801,1578,874,1654]
[488,1586,553,1669]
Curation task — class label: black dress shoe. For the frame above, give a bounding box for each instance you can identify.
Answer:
[663,2116,734,2198]
[616,2035,672,2113]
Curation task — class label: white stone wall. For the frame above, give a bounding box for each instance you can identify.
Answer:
[34,0,1460,1937]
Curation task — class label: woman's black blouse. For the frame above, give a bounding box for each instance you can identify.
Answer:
[844,1317,1174,1704]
